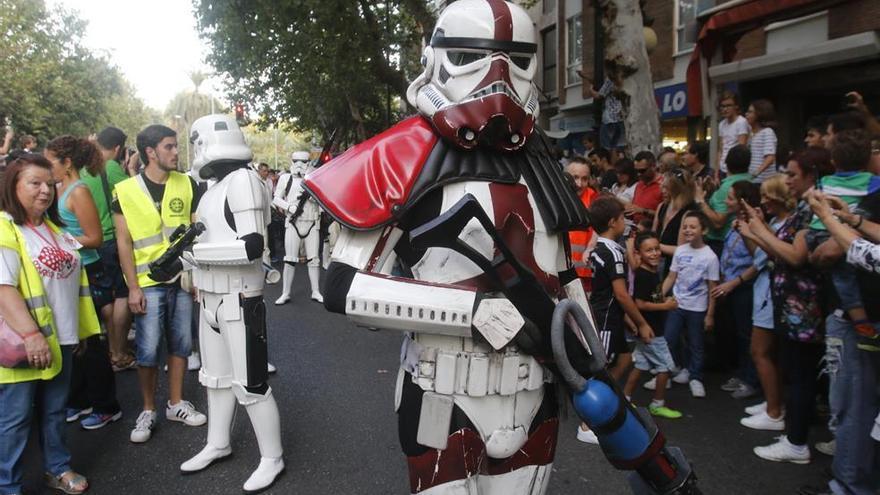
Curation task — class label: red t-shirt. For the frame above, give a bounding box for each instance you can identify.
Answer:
[633,176,662,224]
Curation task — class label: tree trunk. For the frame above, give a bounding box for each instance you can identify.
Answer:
[347,98,367,142]
[598,0,661,155]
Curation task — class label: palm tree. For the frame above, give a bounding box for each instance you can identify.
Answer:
[164,71,225,169]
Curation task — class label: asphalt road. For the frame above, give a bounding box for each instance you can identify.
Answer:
[22,271,833,494]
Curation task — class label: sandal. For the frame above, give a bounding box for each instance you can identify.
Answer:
[111,353,136,372]
[45,471,89,494]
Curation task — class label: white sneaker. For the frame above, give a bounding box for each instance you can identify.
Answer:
[643,377,671,391]
[274,294,290,305]
[672,369,690,384]
[267,362,277,374]
[576,426,599,445]
[744,401,767,416]
[753,436,810,464]
[187,352,201,372]
[740,411,785,431]
[130,410,157,443]
[688,379,706,398]
[166,400,207,426]
[243,457,285,493]
[310,291,323,303]
[815,439,836,456]
[180,444,233,473]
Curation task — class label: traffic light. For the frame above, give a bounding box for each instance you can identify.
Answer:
[234,102,245,123]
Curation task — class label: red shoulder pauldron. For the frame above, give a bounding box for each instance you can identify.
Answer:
[303,116,438,231]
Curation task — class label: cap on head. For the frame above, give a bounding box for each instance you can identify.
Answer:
[406,0,539,152]
[189,114,253,180]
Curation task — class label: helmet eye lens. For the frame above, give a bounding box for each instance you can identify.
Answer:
[447,51,486,66]
[512,56,531,70]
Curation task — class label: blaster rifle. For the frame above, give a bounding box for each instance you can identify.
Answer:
[148,222,206,283]
[408,194,589,368]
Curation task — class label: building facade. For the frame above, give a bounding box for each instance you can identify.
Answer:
[527,0,880,161]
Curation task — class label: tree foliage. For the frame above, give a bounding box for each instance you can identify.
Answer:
[0,0,157,145]
[194,0,437,142]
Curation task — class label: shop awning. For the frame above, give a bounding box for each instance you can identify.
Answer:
[686,0,847,117]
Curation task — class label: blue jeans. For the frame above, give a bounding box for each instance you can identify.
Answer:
[826,315,880,495]
[729,283,758,388]
[0,346,74,495]
[664,308,706,382]
[135,285,193,367]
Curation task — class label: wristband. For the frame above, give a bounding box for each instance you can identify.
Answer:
[21,330,41,340]
[853,215,864,229]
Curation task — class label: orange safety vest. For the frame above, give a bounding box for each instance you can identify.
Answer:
[569,188,598,280]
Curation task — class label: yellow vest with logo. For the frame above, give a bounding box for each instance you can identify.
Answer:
[0,214,101,384]
[114,171,192,288]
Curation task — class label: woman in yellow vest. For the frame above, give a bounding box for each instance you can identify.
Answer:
[0,155,100,495]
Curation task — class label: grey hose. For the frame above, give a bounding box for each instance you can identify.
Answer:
[550,299,606,393]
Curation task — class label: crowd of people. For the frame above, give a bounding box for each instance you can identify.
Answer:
[1,87,879,495]
[563,90,880,495]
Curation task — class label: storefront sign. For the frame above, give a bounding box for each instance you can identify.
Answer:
[655,83,688,119]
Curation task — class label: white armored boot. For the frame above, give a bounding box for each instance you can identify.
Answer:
[180,388,235,473]
[242,392,284,493]
[274,264,295,305]
[308,265,323,303]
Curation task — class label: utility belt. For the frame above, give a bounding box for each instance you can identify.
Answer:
[404,336,551,397]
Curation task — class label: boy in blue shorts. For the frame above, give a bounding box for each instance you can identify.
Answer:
[623,231,682,418]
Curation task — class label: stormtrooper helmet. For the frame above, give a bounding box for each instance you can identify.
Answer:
[190,114,253,180]
[290,151,311,177]
[406,0,539,152]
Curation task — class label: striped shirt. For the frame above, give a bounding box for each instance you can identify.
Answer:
[810,172,880,230]
[748,127,777,183]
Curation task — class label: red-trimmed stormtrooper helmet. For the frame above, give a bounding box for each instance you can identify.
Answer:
[406,0,539,152]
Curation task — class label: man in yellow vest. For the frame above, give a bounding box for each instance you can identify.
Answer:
[112,125,206,443]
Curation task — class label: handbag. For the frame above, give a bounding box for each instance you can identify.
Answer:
[0,318,30,368]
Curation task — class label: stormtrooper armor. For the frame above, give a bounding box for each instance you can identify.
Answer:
[307,1,587,493]
[181,114,284,493]
[273,151,323,304]
[307,2,696,494]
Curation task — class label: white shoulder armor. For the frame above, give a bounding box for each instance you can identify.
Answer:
[226,169,268,214]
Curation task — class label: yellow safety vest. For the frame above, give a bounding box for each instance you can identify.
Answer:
[114,171,192,288]
[0,214,100,384]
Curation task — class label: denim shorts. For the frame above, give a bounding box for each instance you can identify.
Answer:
[96,239,128,299]
[135,285,193,367]
[600,122,625,150]
[633,336,676,373]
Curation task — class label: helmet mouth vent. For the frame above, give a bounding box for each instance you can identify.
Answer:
[467,81,520,105]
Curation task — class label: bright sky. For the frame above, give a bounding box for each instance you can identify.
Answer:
[49,0,223,111]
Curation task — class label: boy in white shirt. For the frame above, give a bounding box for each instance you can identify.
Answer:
[661,211,720,398]
[717,91,750,177]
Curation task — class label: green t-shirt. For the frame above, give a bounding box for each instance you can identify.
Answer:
[81,159,129,241]
[706,172,751,241]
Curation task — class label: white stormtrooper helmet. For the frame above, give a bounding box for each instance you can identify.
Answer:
[190,114,253,180]
[290,151,311,177]
[406,0,539,151]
